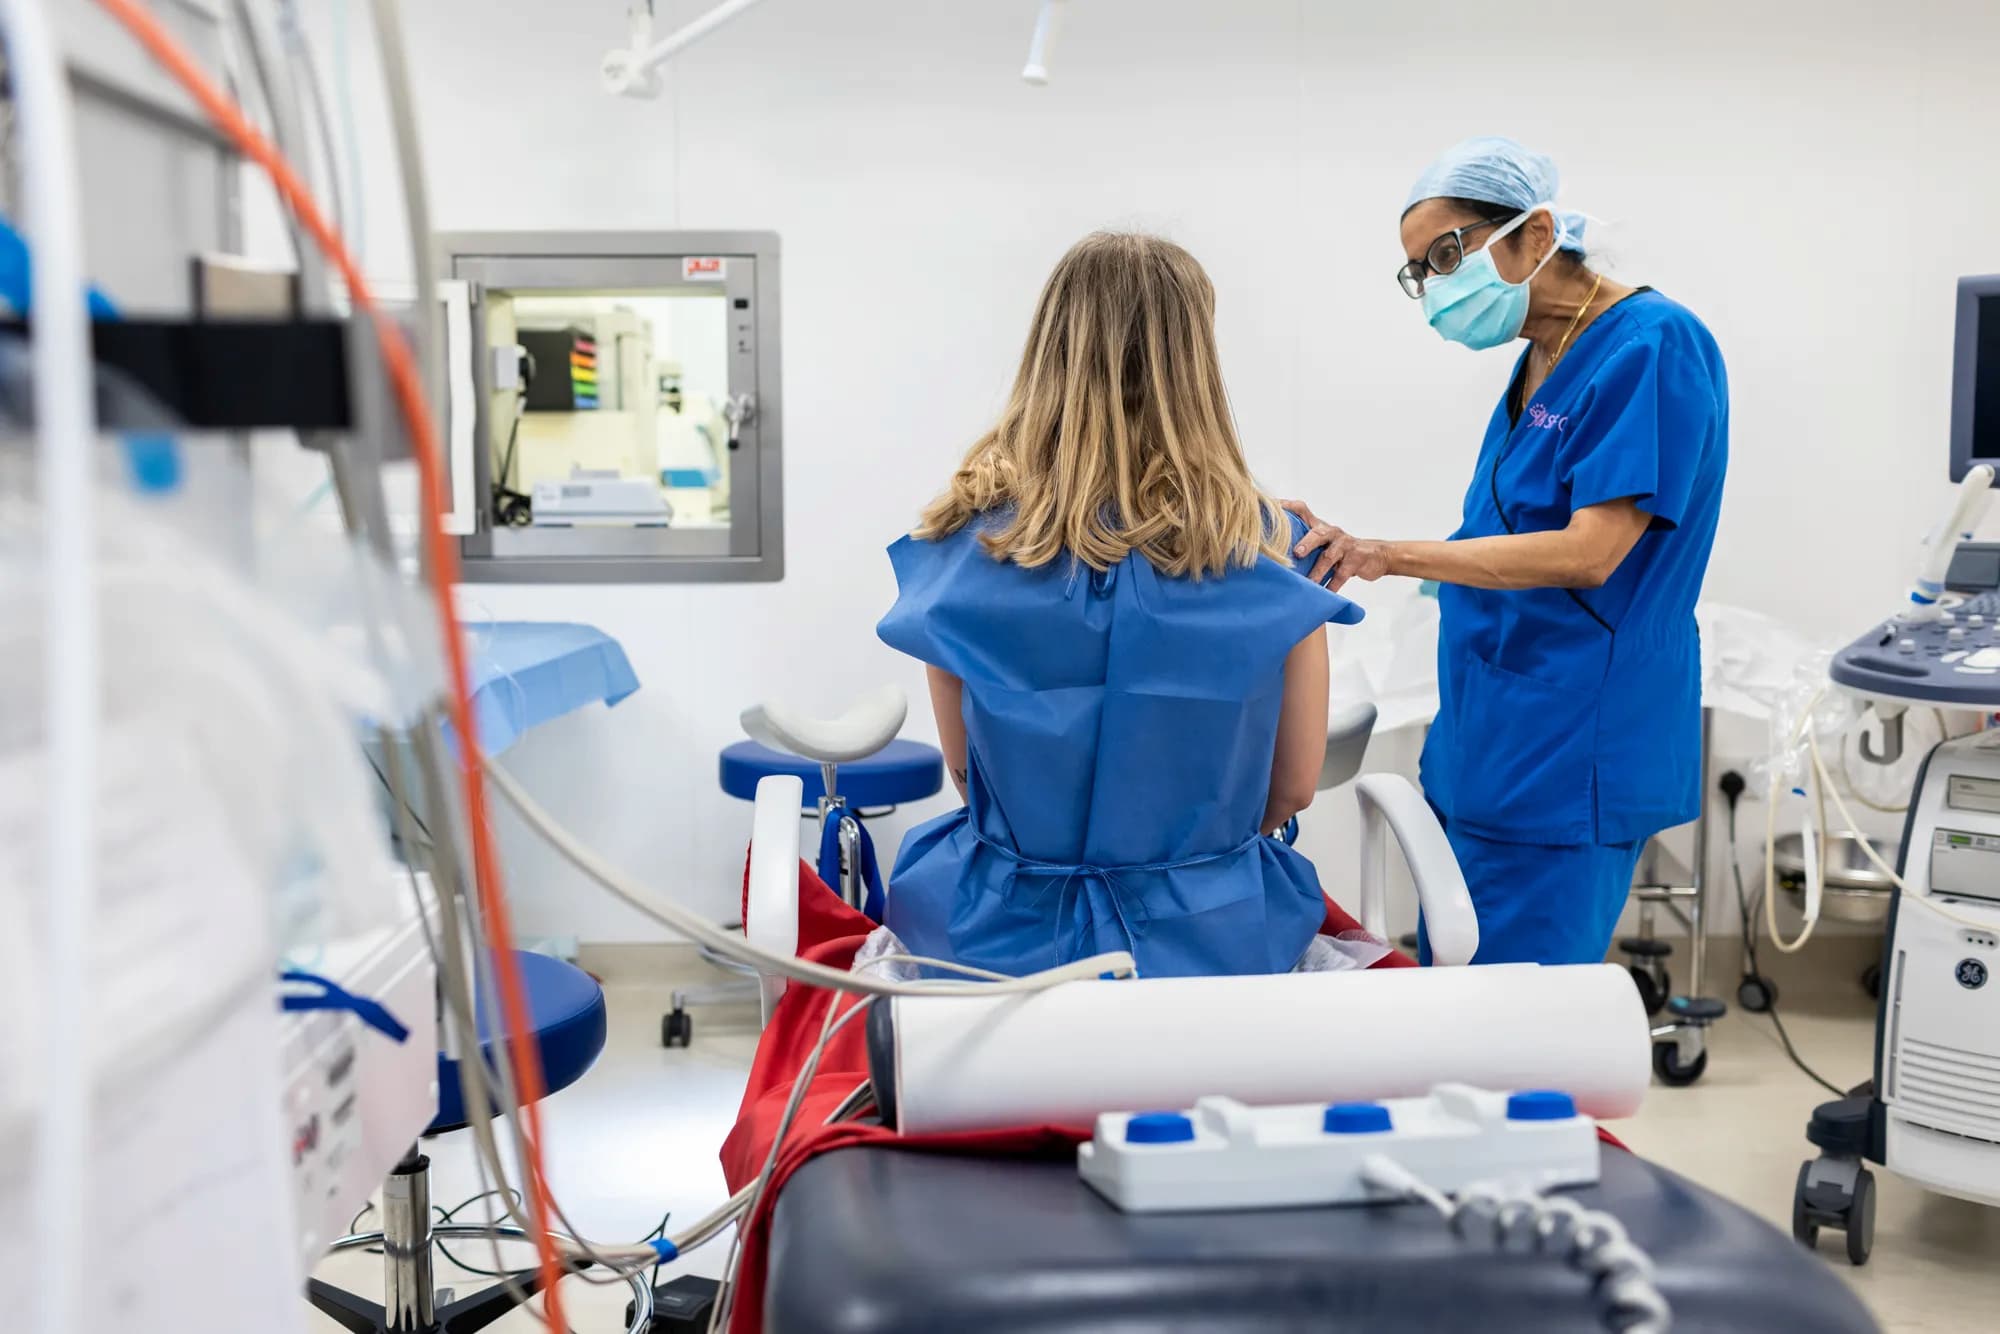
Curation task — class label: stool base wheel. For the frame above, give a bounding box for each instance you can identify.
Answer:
[312,1225,652,1334]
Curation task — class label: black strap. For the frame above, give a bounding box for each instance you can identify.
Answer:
[0,318,355,430]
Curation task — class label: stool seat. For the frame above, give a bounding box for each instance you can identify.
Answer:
[431,949,607,1133]
[719,738,944,808]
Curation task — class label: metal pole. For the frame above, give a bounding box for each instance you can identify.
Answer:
[381,1148,436,1331]
[633,0,770,68]
[1690,706,1714,998]
[839,810,864,910]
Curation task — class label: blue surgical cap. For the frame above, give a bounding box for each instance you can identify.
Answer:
[1404,136,1586,254]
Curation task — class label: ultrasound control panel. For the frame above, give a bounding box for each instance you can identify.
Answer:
[1831,544,2000,706]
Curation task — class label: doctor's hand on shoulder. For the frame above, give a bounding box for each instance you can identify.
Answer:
[1282,499,1392,593]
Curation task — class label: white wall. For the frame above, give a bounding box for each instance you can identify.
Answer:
[292,0,2000,939]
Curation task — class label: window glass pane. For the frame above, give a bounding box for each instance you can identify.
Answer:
[486,288,732,532]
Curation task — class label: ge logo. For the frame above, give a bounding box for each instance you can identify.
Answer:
[1958,959,1990,990]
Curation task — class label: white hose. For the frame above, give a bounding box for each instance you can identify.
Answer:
[480,755,1136,994]
[6,6,99,1334]
[1763,688,1827,954]
[1765,691,2000,953]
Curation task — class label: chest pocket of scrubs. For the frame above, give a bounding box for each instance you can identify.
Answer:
[1488,433,1616,636]
[1446,645,1599,842]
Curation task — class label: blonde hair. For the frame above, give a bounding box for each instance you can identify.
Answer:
[915,232,1287,579]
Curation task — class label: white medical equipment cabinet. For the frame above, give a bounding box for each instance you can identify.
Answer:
[1794,274,2000,1264]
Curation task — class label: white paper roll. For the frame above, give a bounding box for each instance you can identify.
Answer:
[878,963,1651,1135]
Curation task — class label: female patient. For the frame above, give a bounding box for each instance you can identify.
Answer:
[875,232,1369,980]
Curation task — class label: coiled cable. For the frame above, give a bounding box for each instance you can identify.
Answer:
[1359,1155,1671,1333]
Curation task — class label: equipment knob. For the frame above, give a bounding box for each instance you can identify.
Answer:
[1951,628,1967,642]
[1125,1112,1195,1145]
[1323,1102,1393,1135]
[1506,1090,1578,1122]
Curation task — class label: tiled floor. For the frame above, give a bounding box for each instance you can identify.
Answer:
[310,979,1999,1331]
[1615,990,2000,1333]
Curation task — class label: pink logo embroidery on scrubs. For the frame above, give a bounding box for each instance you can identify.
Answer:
[1526,403,1568,432]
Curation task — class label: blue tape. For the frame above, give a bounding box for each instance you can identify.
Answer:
[0,214,182,493]
[649,1237,680,1262]
[279,968,412,1043]
[0,216,115,319]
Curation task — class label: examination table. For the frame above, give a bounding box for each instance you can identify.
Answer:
[763,1142,1879,1332]
[728,707,1879,1333]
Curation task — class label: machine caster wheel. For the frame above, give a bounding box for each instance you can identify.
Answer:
[1794,1149,1877,1266]
[662,1007,692,1048]
[1845,1168,1877,1266]
[1861,962,1882,1000]
[1738,974,1778,1013]
[1397,932,1419,952]
[1629,964,1671,1017]
[1652,1040,1708,1087]
[1792,1161,1819,1249]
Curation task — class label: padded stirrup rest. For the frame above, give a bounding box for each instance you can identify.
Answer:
[741,686,909,764]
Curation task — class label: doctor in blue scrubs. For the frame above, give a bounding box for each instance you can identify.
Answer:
[1287,136,1728,966]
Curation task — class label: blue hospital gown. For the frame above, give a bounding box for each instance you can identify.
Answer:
[875,515,1363,979]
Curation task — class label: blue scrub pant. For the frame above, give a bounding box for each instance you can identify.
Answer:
[1418,820,1644,966]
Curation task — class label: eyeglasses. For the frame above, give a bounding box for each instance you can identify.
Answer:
[1396,218,1504,299]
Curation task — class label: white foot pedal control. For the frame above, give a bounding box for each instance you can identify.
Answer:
[1077,1083,1599,1213]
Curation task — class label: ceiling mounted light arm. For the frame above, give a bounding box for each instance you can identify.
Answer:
[602,0,774,99]
[1022,0,1069,84]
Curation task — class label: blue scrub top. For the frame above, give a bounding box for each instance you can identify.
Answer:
[1421,289,1727,847]
[877,514,1363,978]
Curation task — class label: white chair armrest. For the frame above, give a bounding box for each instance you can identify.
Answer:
[1353,773,1478,966]
[745,775,803,1026]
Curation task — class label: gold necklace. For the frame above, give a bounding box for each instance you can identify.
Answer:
[1546,272,1605,372]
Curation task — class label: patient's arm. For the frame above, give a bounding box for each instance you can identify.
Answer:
[1262,626,1329,835]
[926,664,970,802]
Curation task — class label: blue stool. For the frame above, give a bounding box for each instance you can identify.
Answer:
[430,949,608,1132]
[308,951,640,1334]
[663,689,943,1048]
[718,738,946,810]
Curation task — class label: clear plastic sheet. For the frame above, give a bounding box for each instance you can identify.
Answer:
[1751,649,1866,800]
[0,445,445,976]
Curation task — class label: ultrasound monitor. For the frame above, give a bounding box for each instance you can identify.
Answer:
[1950,273,2000,482]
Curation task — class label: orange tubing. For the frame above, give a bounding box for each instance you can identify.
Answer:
[92,0,570,1323]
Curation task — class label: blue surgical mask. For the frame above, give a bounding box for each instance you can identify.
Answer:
[1421,206,1562,350]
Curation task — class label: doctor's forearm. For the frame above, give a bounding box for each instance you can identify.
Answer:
[1386,533,1605,590]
